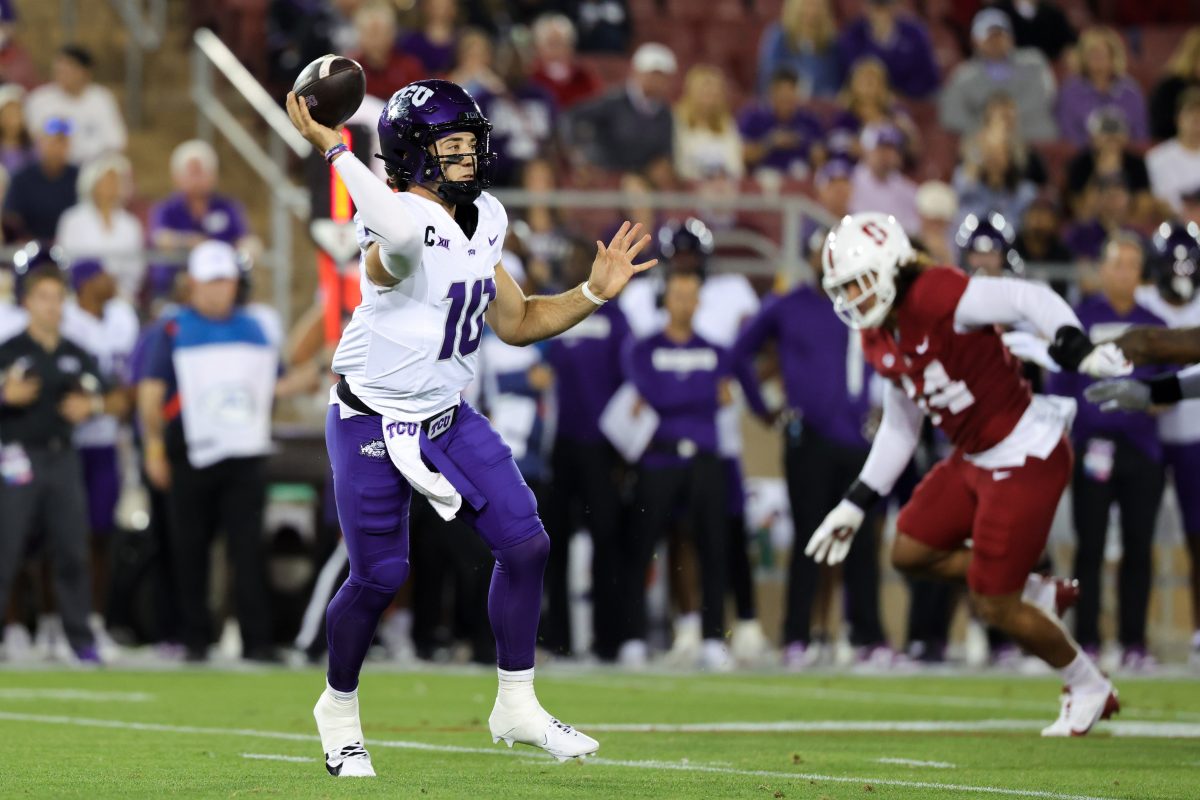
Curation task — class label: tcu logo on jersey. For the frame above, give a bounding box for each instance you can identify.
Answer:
[397,84,434,107]
[898,359,976,426]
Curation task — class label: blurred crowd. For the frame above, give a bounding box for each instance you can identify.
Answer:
[2,0,1200,673]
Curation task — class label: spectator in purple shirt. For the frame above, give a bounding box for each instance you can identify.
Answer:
[1045,234,1166,670]
[1056,26,1149,147]
[399,0,460,75]
[147,140,255,301]
[621,269,731,669]
[755,0,840,98]
[739,69,825,180]
[541,238,631,662]
[835,0,940,100]
[732,280,894,667]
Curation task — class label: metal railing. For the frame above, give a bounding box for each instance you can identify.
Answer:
[60,0,167,126]
[492,189,834,285]
[192,28,312,326]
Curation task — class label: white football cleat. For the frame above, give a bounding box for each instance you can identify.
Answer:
[489,702,599,762]
[313,686,375,777]
[1041,682,1120,737]
[730,619,770,666]
[664,615,702,668]
[699,638,733,672]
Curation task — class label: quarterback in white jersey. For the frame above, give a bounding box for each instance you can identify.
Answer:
[287,79,656,777]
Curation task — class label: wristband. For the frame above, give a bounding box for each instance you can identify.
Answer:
[580,281,606,306]
[1047,325,1093,372]
[845,478,881,511]
[1147,374,1183,405]
[324,143,349,163]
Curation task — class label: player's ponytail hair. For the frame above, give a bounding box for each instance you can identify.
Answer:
[893,250,934,308]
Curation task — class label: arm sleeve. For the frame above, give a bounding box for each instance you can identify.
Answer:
[952,276,1082,338]
[331,153,424,281]
[858,381,923,496]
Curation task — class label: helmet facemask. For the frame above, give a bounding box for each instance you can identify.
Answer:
[823,266,896,329]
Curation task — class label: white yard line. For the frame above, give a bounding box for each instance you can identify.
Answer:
[0,688,153,702]
[241,753,313,763]
[0,710,1142,800]
[558,676,1200,722]
[878,757,957,769]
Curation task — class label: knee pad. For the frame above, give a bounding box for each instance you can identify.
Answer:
[496,530,550,573]
[354,556,410,595]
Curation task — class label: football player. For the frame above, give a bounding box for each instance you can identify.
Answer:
[956,212,1024,278]
[808,212,1130,736]
[286,80,656,776]
[1087,222,1200,665]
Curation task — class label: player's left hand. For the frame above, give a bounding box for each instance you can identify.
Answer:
[1084,379,1151,412]
[1078,342,1134,379]
[587,221,658,301]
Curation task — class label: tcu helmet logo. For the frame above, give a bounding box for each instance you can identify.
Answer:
[397,84,434,107]
[861,221,889,246]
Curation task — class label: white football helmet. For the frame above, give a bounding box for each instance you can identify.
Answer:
[821,212,914,329]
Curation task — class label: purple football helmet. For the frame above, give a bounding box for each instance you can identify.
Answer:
[956,212,1023,276]
[377,79,495,205]
[1150,220,1200,303]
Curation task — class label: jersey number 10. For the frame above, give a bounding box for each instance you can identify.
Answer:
[438,278,497,360]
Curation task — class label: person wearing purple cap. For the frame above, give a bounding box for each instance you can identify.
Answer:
[939,9,1058,143]
[739,69,825,180]
[1055,26,1149,148]
[1046,235,1166,671]
[835,0,939,100]
[2,117,77,242]
[849,123,919,234]
[61,257,137,656]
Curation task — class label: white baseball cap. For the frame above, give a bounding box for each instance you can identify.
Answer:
[188,239,240,282]
[632,43,677,75]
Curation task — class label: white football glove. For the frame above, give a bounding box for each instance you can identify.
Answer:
[1001,331,1060,372]
[1078,342,1133,378]
[1083,379,1151,411]
[805,499,865,566]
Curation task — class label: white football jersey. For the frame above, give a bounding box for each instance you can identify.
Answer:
[61,298,139,448]
[332,190,508,421]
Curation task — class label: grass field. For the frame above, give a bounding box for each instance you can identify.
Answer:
[1,667,1199,799]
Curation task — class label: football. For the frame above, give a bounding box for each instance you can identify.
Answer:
[292,54,366,128]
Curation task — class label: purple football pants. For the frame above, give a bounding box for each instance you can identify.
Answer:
[324,401,548,691]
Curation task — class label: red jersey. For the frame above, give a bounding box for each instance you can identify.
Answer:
[861,266,1032,455]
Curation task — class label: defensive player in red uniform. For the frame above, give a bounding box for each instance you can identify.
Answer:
[809,212,1132,736]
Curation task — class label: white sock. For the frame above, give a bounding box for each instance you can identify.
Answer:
[1021,574,1053,612]
[326,682,358,706]
[1061,650,1107,693]
[496,667,537,708]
